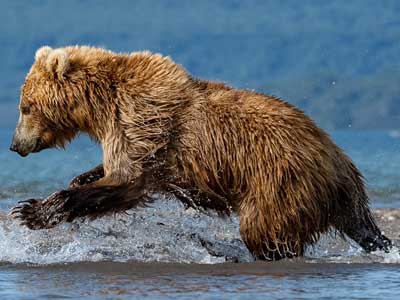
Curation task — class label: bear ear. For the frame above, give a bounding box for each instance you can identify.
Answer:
[35,46,53,62]
[45,49,70,79]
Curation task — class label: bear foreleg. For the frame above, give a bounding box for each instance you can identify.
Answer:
[11,173,152,230]
[69,164,104,188]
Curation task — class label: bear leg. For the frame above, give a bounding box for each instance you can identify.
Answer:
[239,214,304,261]
[69,164,104,188]
[241,236,303,261]
[166,183,232,216]
[337,208,392,253]
[12,173,152,229]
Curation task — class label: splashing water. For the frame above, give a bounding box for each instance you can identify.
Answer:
[304,233,400,264]
[0,196,398,265]
[0,196,253,264]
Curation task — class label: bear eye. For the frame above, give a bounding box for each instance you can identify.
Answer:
[21,106,31,115]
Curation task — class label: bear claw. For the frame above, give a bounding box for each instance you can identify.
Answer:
[18,199,39,205]
[11,199,47,229]
[11,192,71,230]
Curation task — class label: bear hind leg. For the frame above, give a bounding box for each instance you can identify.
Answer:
[332,188,392,253]
[337,209,392,253]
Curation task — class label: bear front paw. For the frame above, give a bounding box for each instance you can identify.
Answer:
[11,198,50,229]
[11,191,71,230]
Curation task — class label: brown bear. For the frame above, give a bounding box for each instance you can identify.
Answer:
[10,46,391,260]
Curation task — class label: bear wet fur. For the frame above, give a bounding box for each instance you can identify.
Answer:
[10,46,391,260]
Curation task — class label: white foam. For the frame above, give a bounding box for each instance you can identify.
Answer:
[381,247,400,263]
[0,196,253,264]
[305,232,400,263]
[0,196,398,264]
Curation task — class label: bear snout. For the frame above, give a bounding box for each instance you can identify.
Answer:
[9,139,29,157]
[9,135,43,157]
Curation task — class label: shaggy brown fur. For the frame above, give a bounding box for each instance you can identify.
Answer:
[11,46,391,260]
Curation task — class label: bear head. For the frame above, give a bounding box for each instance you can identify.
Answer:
[10,46,88,157]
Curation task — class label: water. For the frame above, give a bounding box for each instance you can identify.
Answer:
[0,262,399,300]
[0,128,399,299]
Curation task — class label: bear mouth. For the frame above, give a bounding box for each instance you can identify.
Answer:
[17,138,49,156]
[32,138,49,154]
